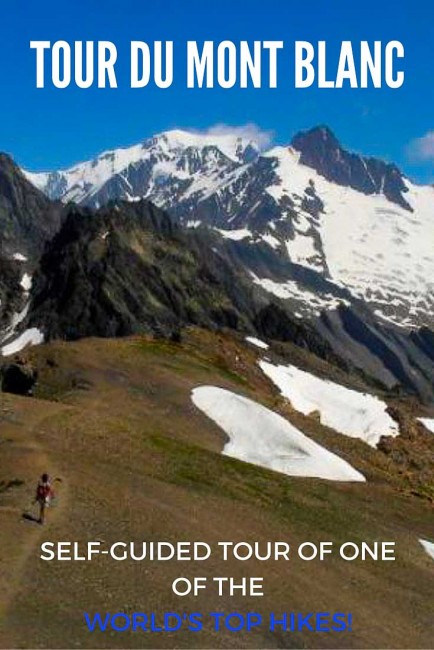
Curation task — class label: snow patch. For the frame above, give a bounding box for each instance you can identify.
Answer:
[419,539,434,561]
[0,302,30,344]
[20,273,32,292]
[216,228,252,241]
[259,361,399,448]
[261,233,280,249]
[418,418,434,434]
[2,328,44,356]
[251,273,350,316]
[286,233,322,271]
[191,386,365,482]
[245,336,269,350]
[12,253,27,262]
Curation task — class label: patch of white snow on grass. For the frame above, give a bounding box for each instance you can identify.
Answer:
[13,253,27,262]
[259,361,399,448]
[245,336,269,350]
[419,539,434,561]
[191,386,365,482]
[2,328,44,356]
[418,418,434,434]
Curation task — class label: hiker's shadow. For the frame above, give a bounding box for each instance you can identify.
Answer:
[22,512,40,523]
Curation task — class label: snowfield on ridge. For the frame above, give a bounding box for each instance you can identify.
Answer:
[191,386,365,482]
[259,360,399,448]
[260,145,434,328]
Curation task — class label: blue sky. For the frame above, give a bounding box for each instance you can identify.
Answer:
[1,0,433,182]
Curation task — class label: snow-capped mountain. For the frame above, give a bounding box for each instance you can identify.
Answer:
[25,125,434,335]
[0,124,431,403]
[205,139,434,330]
[25,129,260,207]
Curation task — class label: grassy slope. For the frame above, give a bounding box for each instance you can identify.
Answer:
[0,330,433,649]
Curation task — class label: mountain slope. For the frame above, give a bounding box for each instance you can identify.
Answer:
[1,332,433,649]
[0,256,22,329]
[291,125,412,209]
[24,127,434,333]
[25,129,259,207]
[0,155,64,338]
[2,199,342,379]
[3,195,430,405]
[0,154,63,259]
[27,200,261,340]
[15,126,434,401]
[173,135,434,332]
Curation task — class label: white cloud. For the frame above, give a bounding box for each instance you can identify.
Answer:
[190,123,274,151]
[407,131,434,162]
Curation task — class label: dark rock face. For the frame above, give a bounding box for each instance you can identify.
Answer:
[28,201,262,340]
[1,360,38,395]
[173,156,280,231]
[254,303,345,368]
[315,306,434,403]
[410,328,434,363]
[0,153,63,259]
[0,255,22,328]
[291,126,412,210]
[25,199,359,378]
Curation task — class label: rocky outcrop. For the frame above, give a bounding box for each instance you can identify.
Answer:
[315,305,434,403]
[0,255,22,329]
[1,358,38,395]
[27,201,261,340]
[0,154,63,259]
[291,126,412,210]
[254,303,345,367]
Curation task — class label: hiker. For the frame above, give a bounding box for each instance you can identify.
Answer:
[35,473,54,525]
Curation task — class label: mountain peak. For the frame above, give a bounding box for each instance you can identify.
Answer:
[24,127,263,206]
[0,151,16,167]
[290,125,411,210]
[148,128,260,163]
[0,152,34,183]
[291,125,341,152]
